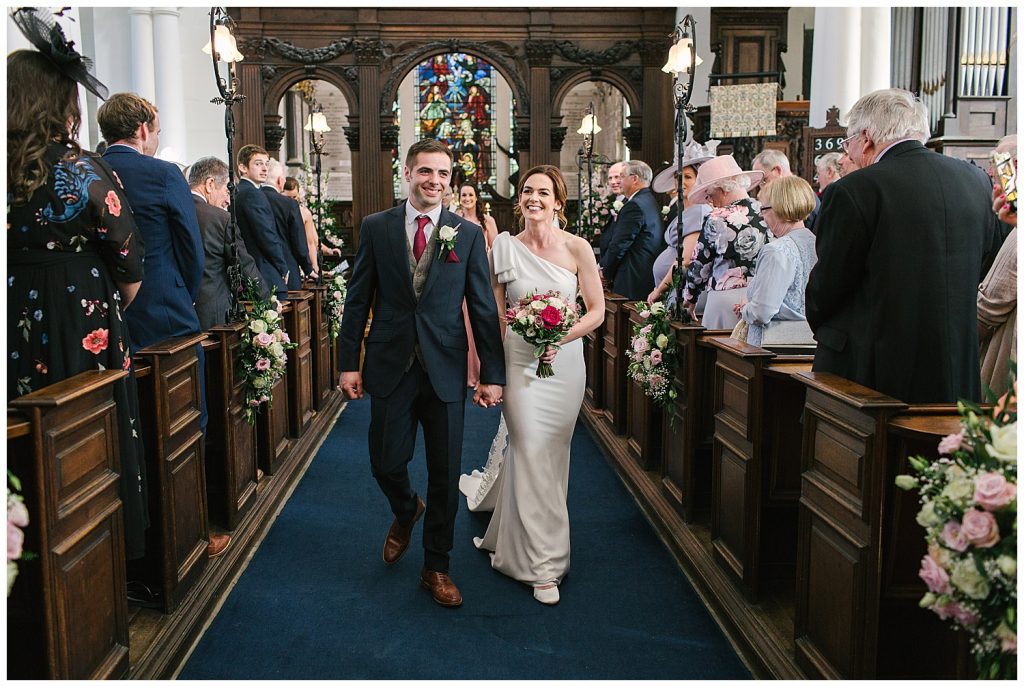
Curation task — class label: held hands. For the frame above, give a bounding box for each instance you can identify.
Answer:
[339,371,363,400]
[473,383,504,409]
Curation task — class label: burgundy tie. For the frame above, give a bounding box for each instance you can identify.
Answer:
[413,214,429,262]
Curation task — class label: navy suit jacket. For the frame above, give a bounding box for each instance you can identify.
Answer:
[236,178,288,298]
[102,145,203,349]
[337,203,506,402]
[262,185,313,290]
[598,187,665,300]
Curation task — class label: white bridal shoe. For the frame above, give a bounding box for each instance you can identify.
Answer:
[533,583,559,605]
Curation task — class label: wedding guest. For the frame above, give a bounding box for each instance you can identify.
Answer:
[806,88,1002,403]
[236,144,289,299]
[7,9,149,561]
[598,160,626,257]
[264,157,314,286]
[978,140,1017,397]
[752,148,820,229]
[453,182,498,388]
[814,152,844,194]
[682,155,771,330]
[731,176,818,346]
[98,91,208,434]
[647,140,716,306]
[598,159,664,300]
[980,134,1018,277]
[188,156,265,330]
[282,176,341,278]
[838,151,860,176]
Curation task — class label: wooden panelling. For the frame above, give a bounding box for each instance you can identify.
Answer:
[600,295,630,434]
[583,318,605,411]
[7,370,130,679]
[285,291,316,438]
[306,284,336,411]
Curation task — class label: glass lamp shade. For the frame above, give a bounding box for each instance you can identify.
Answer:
[661,38,702,75]
[576,113,601,136]
[304,111,331,134]
[203,24,244,63]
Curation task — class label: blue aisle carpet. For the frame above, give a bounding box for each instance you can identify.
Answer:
[179,398,750,679]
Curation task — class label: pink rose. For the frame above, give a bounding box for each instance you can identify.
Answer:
[919,554,951,594]
[333,290,343,300]
[254,332,275,348]
[973,472,1016,511]
[650,349,663,365]
[7,521,24,561]
[255,357,271,371]
[8,499,29,529]
[648,373,664,387]
[960,509,1000,548]
[932,601,978,626]
[280,331,290,344]
[937,432,963,455]
[633,337,649,353]
[640,324,653,335]
[941,521,970,552]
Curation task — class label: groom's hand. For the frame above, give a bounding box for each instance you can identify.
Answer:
[339,371,363,400]
[473,383,503,408]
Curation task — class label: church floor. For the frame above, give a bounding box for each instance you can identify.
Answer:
[178,397,750,679]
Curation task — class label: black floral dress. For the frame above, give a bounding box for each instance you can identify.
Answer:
[8,143,149,559]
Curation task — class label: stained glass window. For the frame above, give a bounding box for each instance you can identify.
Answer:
[415,52,496,187]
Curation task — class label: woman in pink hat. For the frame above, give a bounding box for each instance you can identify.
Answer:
[681,155,771,329]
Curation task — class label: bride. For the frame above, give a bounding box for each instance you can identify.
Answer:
[460,165,604,605]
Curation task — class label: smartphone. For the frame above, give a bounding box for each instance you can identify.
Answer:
[990,151,1017,213]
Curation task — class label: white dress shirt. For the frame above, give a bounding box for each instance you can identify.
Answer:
[404,201,443,248]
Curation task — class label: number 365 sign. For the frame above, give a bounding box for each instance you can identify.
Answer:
[801,106,846,183]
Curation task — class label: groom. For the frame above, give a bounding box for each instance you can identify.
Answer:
[338,139,506,607]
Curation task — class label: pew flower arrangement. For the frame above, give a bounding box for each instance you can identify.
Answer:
[626,300,678,410]
[576,190,614,240]
[323,267,347,339]
[239,279,297,424]
[895,371,1017,679]
[8,470,31,596]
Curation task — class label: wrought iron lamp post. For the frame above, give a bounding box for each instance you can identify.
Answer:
[203,7,246,320]
[575,102,601,237]
[662,15,702,321]
[304,105,331,285]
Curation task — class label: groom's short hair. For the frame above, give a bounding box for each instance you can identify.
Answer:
[405,139,453,169]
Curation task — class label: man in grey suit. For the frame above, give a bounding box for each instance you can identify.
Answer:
[598,160,665,300]
[188,156,265,330]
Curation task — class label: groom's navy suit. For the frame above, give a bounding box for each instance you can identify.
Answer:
[338,201,505,572]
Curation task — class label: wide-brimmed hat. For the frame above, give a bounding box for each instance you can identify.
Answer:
[10,8,109,100]
[652,139,720,194]
[686,155,763,205]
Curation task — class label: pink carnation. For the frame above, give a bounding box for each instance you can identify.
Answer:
[973,472,1016,511]
[255,357,271,371]
[8,521,24,561]
[919,554,951,594]
[254,332,275,347]
[938,432,964,455]
[650,349,663,365]
[960,509,1000,548]
[941,521,970,552]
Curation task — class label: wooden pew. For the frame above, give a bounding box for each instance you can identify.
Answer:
[305,283,335,411]
[134,334,210,613]
[600,294,630,434]
[623,302,663,471]
[583,310,605,412]
[203,323,258,530]
[793,371,970,679]
[7,370,130,679]
[284,291,315,439]
[256,302,293,476]
[707,336,813,601]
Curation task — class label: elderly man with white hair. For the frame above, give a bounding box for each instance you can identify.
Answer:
[752,148,820,229]
[805,88,1003,403]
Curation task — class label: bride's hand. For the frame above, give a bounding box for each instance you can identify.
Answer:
[539,344,559,365]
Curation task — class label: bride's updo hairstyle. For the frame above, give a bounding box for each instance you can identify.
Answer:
[514,164,568,231]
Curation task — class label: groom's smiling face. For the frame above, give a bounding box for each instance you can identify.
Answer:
[405,152,452,213]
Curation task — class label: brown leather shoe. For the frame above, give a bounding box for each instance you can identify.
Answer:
[420,568,463,607]
[207,533,231,558]
[382,497,425,565]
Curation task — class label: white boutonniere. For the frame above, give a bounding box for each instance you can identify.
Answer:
[613,199,624,212]
[661,205,671,218]
[437,223,460,263]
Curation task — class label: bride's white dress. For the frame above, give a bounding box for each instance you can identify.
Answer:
[459,232,585,586]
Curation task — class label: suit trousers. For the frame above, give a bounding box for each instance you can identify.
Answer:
[368,359,465,572]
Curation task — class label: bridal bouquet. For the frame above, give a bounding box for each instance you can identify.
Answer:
[506,290,579,378]
[323,269,347,340]
[626,301,679,411]
[240,279,297,424]
[895,370,1017,679]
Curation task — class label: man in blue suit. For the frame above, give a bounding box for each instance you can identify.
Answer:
[263,158,314,288]
[235,145,289,299]
[598,159,665,300]
[98,93,207,432]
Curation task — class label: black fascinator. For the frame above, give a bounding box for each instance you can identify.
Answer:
[10,7,109,100]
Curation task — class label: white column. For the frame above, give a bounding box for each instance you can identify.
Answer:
[128,8,156,102]
[859,7,892,96]
[809,7,862,128]
[151,7,187,164]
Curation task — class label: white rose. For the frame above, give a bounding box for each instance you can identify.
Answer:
[916,500,942,529]
[950,559,990,599]
[548,297,565,310]
[655,334,669,349]
[264,309,280,323]
[438,225,457,242]
[941,476,975,507]
[988,422,1017,463]
[997,555,1016,578]
[249,319,268,334]
[613,199,624,212]
[530,300,546,312]
[270,342,285,359]
[650,301,666,316]
[516,312,530,324]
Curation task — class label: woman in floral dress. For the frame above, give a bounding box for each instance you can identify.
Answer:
[681,155,771,330]
[7,18,149,560]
